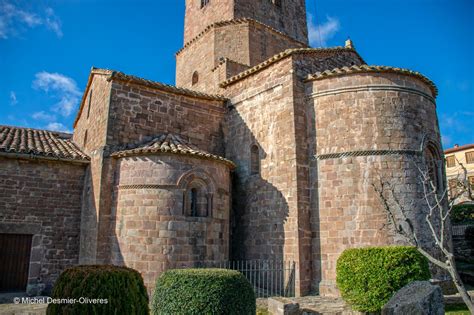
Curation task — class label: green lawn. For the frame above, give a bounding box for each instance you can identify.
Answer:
[445,303,470,315]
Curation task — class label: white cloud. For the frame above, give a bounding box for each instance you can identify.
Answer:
[45,122,70,133]
[308,14,340,47]
[9,91,17,105]
[32,111,56,121]
[44,7,62,38]
[33,71,81,117]
[0,2,62,39]
[440,111,474,148]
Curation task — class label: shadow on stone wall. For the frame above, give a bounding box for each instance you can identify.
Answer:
[227,109,289,264]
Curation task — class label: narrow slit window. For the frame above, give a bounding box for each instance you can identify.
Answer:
[192,71,199,85]
[83,130,88,147]
[251,145,260,175]
[86,89,93,119]
[190,188,198,217]
[200,0,210,9]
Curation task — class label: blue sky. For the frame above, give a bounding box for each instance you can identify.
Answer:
[1,0,472,149]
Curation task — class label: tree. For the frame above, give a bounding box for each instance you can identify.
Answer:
[372,160,474,313]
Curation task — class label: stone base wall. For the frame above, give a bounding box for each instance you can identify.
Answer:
[111,154,231,293]
[0,157,86,294]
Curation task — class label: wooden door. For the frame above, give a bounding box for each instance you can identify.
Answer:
[0,233,33,292]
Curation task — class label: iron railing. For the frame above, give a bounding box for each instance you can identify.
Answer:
[452,224,472,236]
[184,260,296,298]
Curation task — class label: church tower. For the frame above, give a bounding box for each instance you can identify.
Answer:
[176,0,308,93]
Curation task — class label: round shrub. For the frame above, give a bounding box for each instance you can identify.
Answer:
[152,268,255,315]
[336,246,431,312]
[451,203,474,224]
[46,265,149,315]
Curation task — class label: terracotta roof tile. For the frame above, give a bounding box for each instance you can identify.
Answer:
[0,125,89,162]
[219,47,365,87]
[111,133,235,168]
[306,64,438,97]
[444,144,474,154]
[176,18,307,56]
[73,68,227,128]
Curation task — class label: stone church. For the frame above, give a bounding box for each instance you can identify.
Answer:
[0,0,444,297]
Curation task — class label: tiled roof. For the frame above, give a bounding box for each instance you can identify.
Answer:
[445,144,474,154]
[73,68,227,128]
[219,47,365,87]
[111,133,235,168]
[306,65,438,97]
[176,18,308,56]
[0,125,89,162]
[107,70,227,101]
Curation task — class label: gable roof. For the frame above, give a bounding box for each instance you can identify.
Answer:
[219,47,365,87]
[444,144,474,154]
[306,64,438,97]
[0,125,89,163]
[111,133,235,168]
[73,68,227,128]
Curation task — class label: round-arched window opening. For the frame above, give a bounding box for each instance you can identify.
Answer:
[192,71,199,86]
[424,143,442,192]
[250,144,260,175]
[185,180,210,217]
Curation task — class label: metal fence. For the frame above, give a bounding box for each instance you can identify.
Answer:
[452,224,472,236]
[188,260,296,298]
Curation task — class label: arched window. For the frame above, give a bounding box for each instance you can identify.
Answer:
[200,0,210,9]
[424,144,442,191]
[185,180,210,217]
[251,145,260,175]
[192,71,199,85]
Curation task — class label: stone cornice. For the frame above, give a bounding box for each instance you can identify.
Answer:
[306,65,438,97]
[219,47,363,87]
[73,68,227,128]
[176,18,308,57]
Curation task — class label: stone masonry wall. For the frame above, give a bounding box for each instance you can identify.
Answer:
[183,0,234,43]
[183,0,308,45]
[107,81,226,156]
[72,73,113,265]
[176,21,305,93]
[234,0,308,44]
[0,157,86,294]
[223,57,312,295]
[308,73,442,295]
[111,154,231,293]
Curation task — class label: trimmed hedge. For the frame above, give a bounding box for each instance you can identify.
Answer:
[152,268,255,315]
[46,265,149,315]
[451,203,474,224]
[336,246,431,312]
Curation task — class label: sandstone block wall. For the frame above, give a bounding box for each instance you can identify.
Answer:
[234,0,308,44]
[183,0,234,43]
[223,57,312,295]
[0,157,86,294]
[176,21,306,93]
[183,0,308,45]
[72,73,113,265]
[108,81,226,156]
[307,73,442,295]
[111,154,231,292]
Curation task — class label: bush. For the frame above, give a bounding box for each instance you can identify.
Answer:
[46,265,149,315]
[451,203,474,224]
[336,246,431,312]
[152,268,255,315]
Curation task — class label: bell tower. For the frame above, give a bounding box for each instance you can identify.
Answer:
[176,0,309,92]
